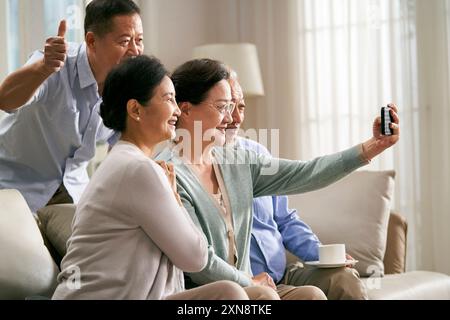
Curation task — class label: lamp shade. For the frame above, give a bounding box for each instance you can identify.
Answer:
[192,43,265,97]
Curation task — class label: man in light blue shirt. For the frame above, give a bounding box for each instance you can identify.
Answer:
[0,0,143,212]
[226,74,370,300]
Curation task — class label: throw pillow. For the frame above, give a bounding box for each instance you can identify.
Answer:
[288,170,395,277]
[37,204,76,258]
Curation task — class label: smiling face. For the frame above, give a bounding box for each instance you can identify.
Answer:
[87,13,144,83]
[179,79,233,147]
[138,76,180,144]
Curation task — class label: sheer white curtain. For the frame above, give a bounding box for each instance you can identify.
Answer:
[218,0,449,274]
[296,0,424,271]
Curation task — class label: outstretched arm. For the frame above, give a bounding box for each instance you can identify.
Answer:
[250,104,400,197]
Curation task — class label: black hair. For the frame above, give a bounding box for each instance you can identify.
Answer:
[100,55,168,132]
[171,59,230,105]
[84,0,141,37]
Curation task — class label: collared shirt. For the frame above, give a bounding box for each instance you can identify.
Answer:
[0,42,115,212]
[236,138,321,283]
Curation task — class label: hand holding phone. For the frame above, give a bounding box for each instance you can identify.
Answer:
[381,106,394,136]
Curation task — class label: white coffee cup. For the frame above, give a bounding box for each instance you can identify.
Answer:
[319,244,346,264]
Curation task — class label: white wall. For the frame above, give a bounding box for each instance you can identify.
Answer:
[416,0,450,275]
[138,0,272,154]
[139,0,217,71]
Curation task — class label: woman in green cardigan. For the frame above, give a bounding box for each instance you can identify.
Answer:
[157,59,399,300]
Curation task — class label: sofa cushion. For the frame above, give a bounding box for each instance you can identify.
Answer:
[0,189,59,299]
[37,204,76,258]
[364,271,450,300]
[289,170,395,277]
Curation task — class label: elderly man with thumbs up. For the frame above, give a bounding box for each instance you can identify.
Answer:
[0,0,144,213]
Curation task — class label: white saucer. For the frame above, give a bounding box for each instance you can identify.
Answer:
[304,259,358,268]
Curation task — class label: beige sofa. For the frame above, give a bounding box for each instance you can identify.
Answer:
[288,170,450,300]
[285,212,450,299]
[1,170,450,299]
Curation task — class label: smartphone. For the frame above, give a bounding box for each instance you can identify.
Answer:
[381,106,394,136]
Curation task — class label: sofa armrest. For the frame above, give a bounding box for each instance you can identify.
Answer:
[383,212,407,274]
[0,189,58,299]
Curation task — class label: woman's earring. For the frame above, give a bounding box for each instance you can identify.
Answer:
[136,117,140,121]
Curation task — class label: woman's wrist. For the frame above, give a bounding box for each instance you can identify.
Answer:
[361,138,378,162]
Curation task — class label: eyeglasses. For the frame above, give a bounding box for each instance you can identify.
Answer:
[203,102,236,115]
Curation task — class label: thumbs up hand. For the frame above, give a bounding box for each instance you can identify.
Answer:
[42,20,68,74]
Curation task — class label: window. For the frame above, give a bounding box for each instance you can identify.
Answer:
[6,0,85,73]
[43,0,85,44]
[1,0,86,121]
[297,0,419,169]
[7,0,19,72]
